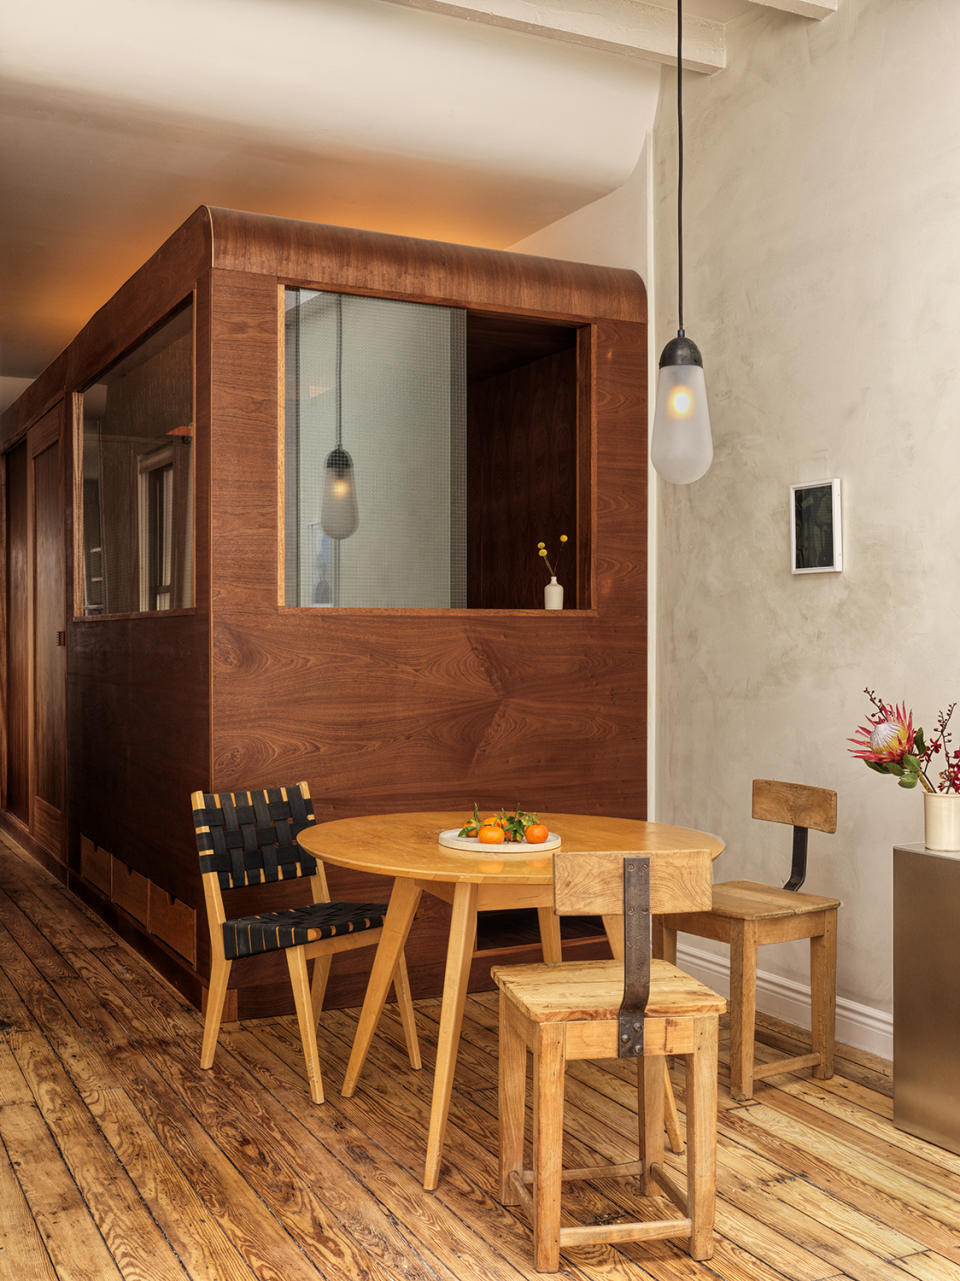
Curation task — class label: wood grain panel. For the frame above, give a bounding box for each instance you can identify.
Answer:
[148,884,197,965]
[69,612,210,907]
[31,419,66,829]
[110,857,149,925]
[593,318,647,617]
[207,207,647,324]
[80,835,111,895]
[3,442,29,821]
[467,346,578,609]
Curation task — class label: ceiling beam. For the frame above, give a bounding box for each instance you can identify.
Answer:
[384,0,726,74]
[747,0,837,16]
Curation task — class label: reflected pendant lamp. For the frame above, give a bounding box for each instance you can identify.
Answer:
[321,294,359,540]
[651,0,713,486]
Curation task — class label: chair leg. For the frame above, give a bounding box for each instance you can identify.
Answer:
[311,955,332,1021]
[498,994,527,1205]
[686,1014,719,1261]
[810,909,837,1080]
[200,953,231,1069]
[653,918,677,965]
[391,952,422,1070]
[639,1054,666,1194]
[532,1024,565,1273]
[662,1058,685,1155]
[729,920,758,1101]
[287,947,325,1104]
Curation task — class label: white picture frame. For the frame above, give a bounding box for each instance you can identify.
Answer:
[790,478,842,574]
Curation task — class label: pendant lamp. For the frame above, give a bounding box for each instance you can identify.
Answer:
[320,294,359,539]
[651,0,713,485]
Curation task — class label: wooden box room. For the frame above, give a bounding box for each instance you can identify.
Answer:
[0,205,648,1018]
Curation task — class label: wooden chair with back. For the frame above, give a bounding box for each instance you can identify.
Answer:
[654,779,839,1100]
[192,781,420,1104]
[493,848,726,1272]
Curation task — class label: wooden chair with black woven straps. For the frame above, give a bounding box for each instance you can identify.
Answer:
[654,779,839,1101]
[192,782,420,1104]
[494,848,726,1273]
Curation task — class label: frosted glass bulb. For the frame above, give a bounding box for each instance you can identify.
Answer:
[651,338,713,485]
[321,446,359,540]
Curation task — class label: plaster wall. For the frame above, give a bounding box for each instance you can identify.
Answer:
[653,0,960,1020]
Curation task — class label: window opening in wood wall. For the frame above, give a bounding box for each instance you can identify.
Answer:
[78,301,194,617]
[283,288,581,610]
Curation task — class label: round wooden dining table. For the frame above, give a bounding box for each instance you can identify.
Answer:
[298,810,723,1189]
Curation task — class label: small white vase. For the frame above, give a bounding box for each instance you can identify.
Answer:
[544,576,563,610]
[923,791,960,851]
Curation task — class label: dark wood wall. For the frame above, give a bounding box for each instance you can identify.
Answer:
[1,206,647,1015]
[3,442,29,822]
[204,213,648,1011]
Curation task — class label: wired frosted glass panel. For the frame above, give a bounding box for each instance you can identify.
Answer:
[285,289,467,608]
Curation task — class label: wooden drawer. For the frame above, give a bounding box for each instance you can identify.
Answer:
[110,857,149,926]
[149,885,197,966]
[80,836,111,896]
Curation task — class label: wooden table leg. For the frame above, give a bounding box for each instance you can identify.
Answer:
[537,907,563,964]
[341,877,422,1098]
[424,880,479,1189]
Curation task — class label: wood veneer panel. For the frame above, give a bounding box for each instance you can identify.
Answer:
[69,613,210,908]
[207,207,646,323]
[467,346,578,609]
[208,286,647,840]
[31,421,66,827]
[3,442,29,821]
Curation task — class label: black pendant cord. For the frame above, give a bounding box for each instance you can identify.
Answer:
[335,294,343,449]
[677,0,684,337]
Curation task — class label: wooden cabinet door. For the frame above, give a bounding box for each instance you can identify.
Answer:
[28,404,66,859]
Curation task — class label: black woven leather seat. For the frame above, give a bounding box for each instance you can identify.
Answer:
[192,782,420,1103]
[223,900,388,959]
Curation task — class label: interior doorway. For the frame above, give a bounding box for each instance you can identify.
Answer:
[3,401,66,862]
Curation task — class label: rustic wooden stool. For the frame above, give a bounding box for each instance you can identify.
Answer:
[494,849,725,1272]
[654,779,839,1101]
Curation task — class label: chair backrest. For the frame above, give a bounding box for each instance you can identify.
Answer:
[752,780,837,833]
[191,783,319,890]
[553,848,714,1058]
[553,848,713,917]
[752,779,837,891]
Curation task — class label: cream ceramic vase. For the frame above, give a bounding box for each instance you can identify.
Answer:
[544,576,563,610]
[923,791,960,851]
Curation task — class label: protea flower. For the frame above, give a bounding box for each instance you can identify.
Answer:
[849,703,914,762]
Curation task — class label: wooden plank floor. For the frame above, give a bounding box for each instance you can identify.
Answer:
[2,838,960,1281]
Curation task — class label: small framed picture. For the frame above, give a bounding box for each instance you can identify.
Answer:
[790,479,842,574]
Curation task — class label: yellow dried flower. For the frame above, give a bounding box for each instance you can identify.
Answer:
[560,534,568,543]
[537,541,545,549]
[538,548,548,558]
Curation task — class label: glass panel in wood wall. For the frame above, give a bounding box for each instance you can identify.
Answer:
[284,291,583,610]
[284,288,467,608]
[79,301,194,616]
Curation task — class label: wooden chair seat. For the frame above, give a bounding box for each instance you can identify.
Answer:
[495,957,727,1023]
[698,880,841,921]
[223,900,388,959]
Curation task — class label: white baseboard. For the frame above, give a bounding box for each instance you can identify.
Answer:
[675,941,893,1062]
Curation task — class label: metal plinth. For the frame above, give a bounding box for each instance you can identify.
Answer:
[894,843,960,1156]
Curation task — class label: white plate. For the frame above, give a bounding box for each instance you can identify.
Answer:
[437,828,561,852]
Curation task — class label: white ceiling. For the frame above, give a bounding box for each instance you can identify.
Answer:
[0,0,830,411]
